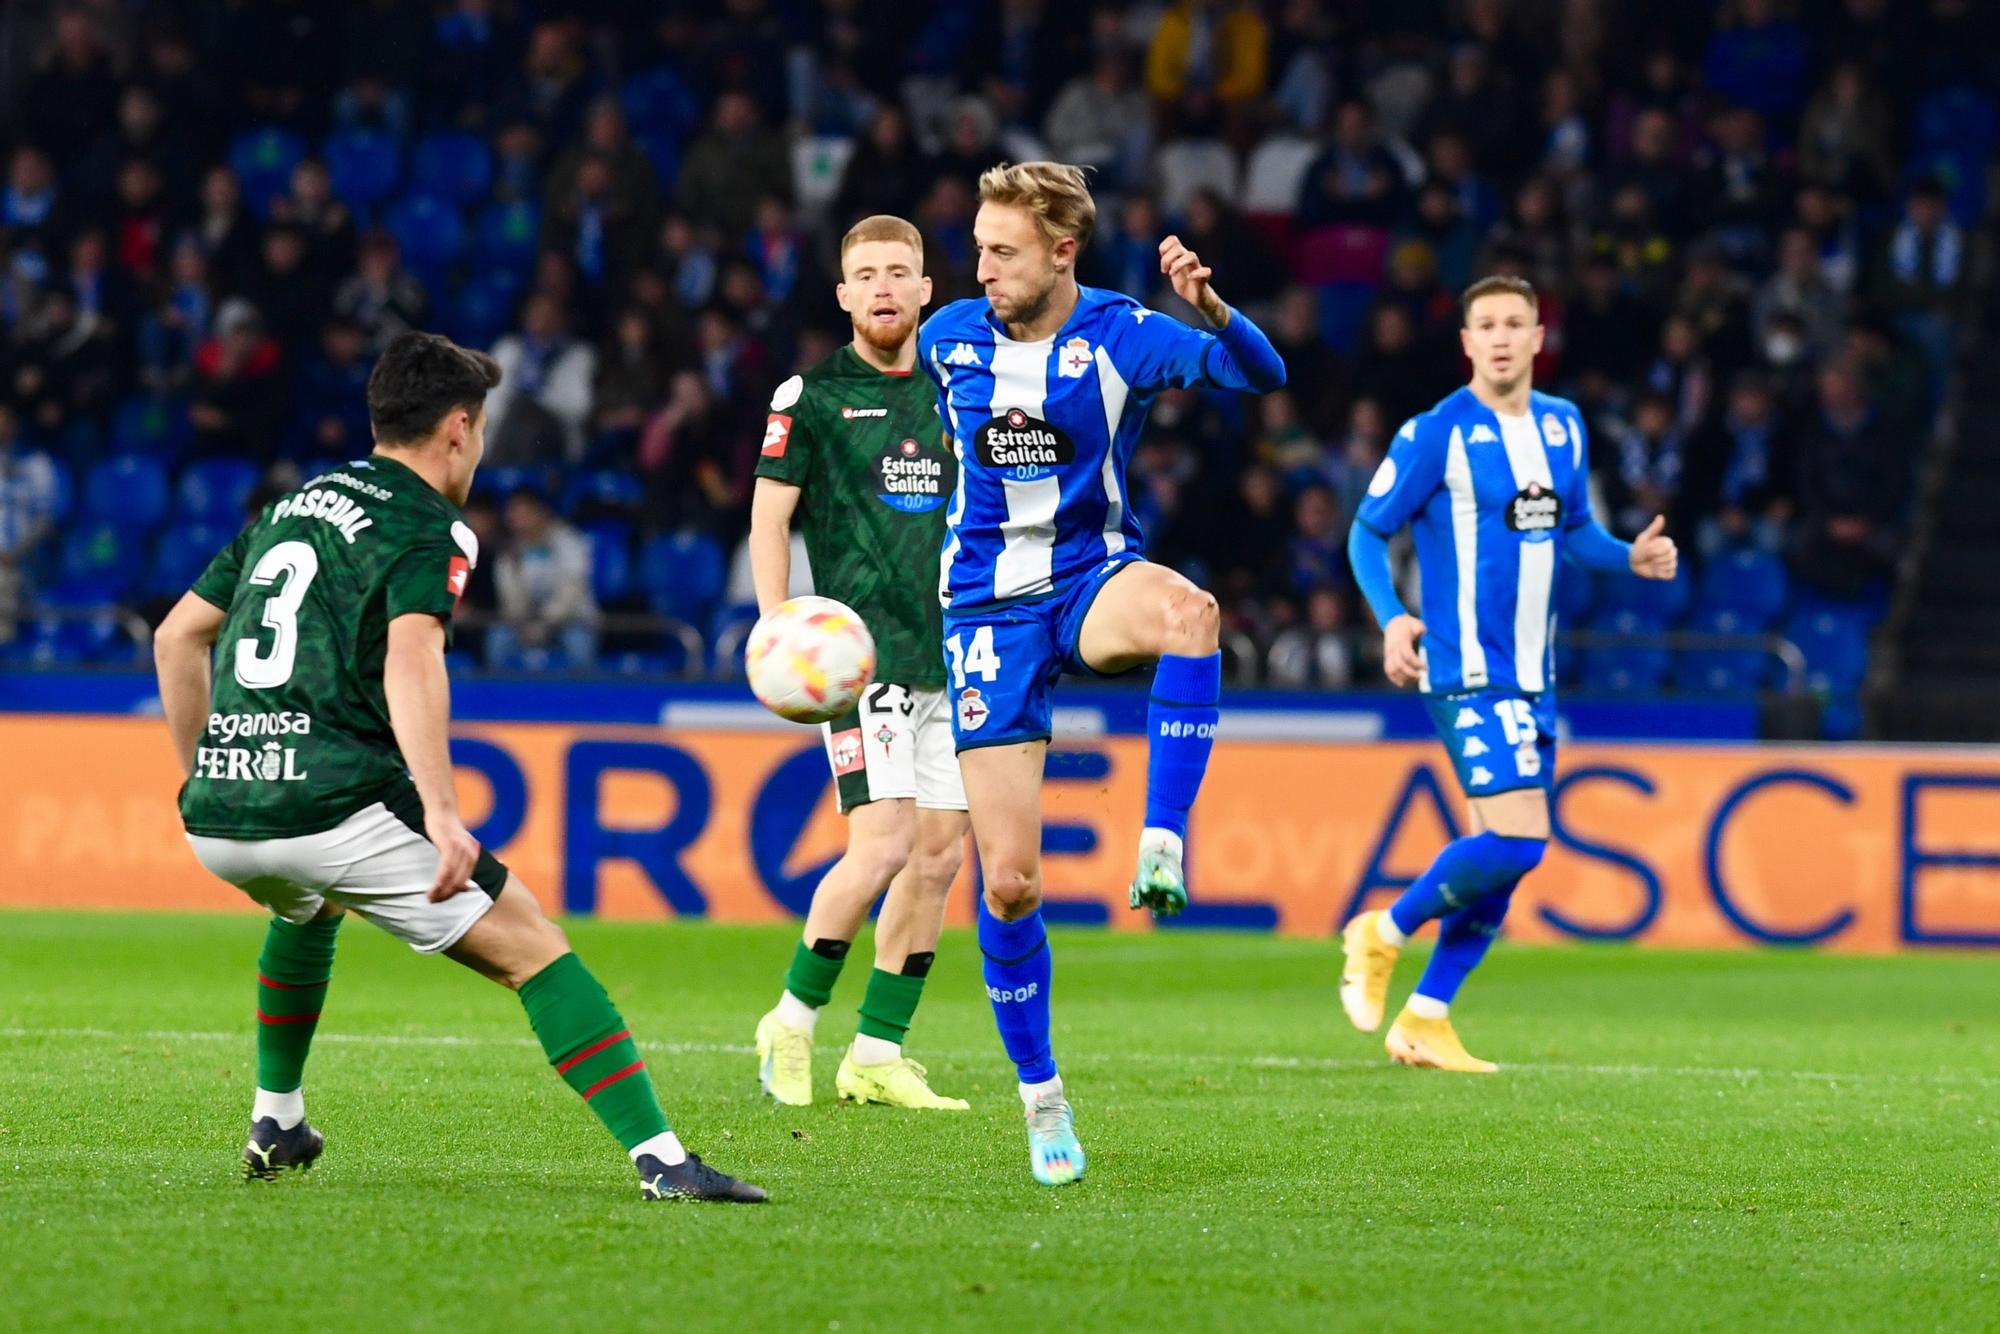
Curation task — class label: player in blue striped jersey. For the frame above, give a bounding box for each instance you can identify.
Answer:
[918,162,1285,1185]
[1342,275,1678,1072]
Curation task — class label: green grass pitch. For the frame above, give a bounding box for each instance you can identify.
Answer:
[1,911,1995,1332]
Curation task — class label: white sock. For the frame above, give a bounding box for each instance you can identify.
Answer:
[628,1130,687,1166]
[1018,1074,1063,1111]
[1139,827,1185,863]
[252,1087,304,1130]
[1375,912,1408,946]
[849,1033,901,1066]
[1406,993,1449,1020]
[775,990,818,1034]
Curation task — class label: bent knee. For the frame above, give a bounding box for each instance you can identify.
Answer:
[982,866,1042,918]
[1158,585,1220,654]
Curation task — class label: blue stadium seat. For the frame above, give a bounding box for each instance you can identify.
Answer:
[385,194,468,283]
[620,68,701,148]
[1913,86,1997,164]
[607,649,684,677]
[410,131,494,207]
[113,395,193,459]
[1595,565,1692,625]
[1785,601,1872,694]
[51,522,140,604]
[6,614,129,665]
[178,458,261,525]
[1694,545,1789,626]
[638,529,725,626]
[446,271,522,349]
[1819,693,1864,742]
[299,457,354,483]
[324,129,403,211]
[83,456,171,529]
[42,456,75,526]
[1673,608,1768,695]
[586,522,635,604]
[709,600,761,676]
[475,199,541,273]
[475,466,547,501]
[1579,609,1669,692]
[229,127,306,217]
[563,469,646,519]
[1312,282,1375,354]
[1553,566,1595,627]
[150,523,230,599]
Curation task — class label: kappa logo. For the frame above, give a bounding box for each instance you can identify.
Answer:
[1462,735,1490,758]
[761,413,793,457]
[944,342,983,367]
[830,731,865,775]
[1398,418,1417,441]
[1454,707,1483,729]
[1058,336,1093,378]
[956,688,989,732]
[1130,308,1154,323]
[1541,413,1568,448]
[842,406,888,419]
[1469,765,1495,787]
[1468,423,1498,444]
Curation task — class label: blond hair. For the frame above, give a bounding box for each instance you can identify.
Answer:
[977,161,1096,251]
[1461,274,1539,323]
[840,214,924,269]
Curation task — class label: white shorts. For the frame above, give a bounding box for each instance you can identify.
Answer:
[187,801,505,953]
[821,684,968,814]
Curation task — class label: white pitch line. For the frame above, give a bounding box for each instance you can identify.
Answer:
[2,1026,1994,1089]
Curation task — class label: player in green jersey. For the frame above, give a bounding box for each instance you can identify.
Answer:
[747,215,971,1111]
[153,332,763,1202]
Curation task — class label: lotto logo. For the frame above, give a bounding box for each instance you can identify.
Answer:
[447,556,470,604]
[761,414,793,457]
[1158,720,1218,739]
[987,982,1040,1003]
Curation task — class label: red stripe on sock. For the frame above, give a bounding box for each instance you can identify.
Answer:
[255,1009,321,1025]
[580,1060,644,1100]
[257,973,329,991]
[555,1029,630,1075]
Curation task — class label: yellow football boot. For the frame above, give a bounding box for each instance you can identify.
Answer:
[1384,1008,1499,1073]
[754,1009,814,1105]
[1339,910,1402,1032]
[835,1053,970,1110]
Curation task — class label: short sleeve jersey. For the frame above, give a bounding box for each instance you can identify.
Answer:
[754,344,955,689]
[178,453,479,839]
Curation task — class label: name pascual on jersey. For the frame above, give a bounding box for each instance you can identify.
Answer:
[270,485,376,543]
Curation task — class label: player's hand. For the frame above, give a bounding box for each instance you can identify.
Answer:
[424,810,481,902]
[1630,515,1679,581]
[1159,235,1226,325]
[1382,614,1428,688]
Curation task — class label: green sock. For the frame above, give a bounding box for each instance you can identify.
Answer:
[519,953,669,1151]
[783,937,849,1009]
[255,915,341,1092]
[856,967,928,1044]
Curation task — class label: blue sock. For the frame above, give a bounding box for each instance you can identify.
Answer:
[1144,651,1222,840]
[1388,832,1545,937]
[977,897,1056,1084]
[1414,884,1519,1004]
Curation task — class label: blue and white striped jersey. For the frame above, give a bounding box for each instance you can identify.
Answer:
[918,285,1242,612]
[1354,386,1595,695]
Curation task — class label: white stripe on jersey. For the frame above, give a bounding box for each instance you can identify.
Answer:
[1093,346,1129,556]
[989,336,1059,600]
[1496,412,1556,692]
[932,354,967,606]
[1443,425,1487,689]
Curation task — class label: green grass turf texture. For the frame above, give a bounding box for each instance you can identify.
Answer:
[0,911,1994,1333]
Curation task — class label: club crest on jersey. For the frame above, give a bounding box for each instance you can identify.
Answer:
[876,437,952,513]
[830,730,865,775]
[1505,481,1562,539]
[956,688,989,732]
[874,723,897,756]
[975,410,1075,482]
[1541,413,1567,448]
[943,342,982,367]
[1058,336,1093,378]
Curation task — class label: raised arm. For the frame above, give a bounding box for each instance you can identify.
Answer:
[1128,234,1287,393]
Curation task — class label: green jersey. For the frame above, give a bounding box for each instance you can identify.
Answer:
[754,344,954,689]
[178,453,475,840]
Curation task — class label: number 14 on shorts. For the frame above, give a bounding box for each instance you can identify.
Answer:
[945,626,1001,689]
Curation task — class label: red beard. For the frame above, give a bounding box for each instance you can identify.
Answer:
[854,308,917,353]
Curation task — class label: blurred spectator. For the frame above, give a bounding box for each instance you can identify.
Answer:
[1328,397,1391,522]
[1754,228,1846,362]
[590,308,671,465]
[486,294,597,466]
[491,119,546,205]
[1688,373,1795,556]
[917,176,979,304]
[546,99,661,231]
[110,159,168,288]
[1087,195,1165,306]
[27,6,119,162]
[1673,244,1753,376]
[333,232,429,354]
[1044,50,1150,188]
[1701,0,1808,122]
[4,147,64,254]
[0,405,58,613]
[1787,359,1908,598]
[1604,391,1687,539]
[639,369,740,533]
[1695,105,1779,265]
[1253,390,1323,483]
[1145,0,1269,140]
[245,226,329,358]
[1297,100,1402,229]
[14,283,118,438]
[1286,484,1349,600]
[193,166,258,294]
[1794,184,1862,296]
[490,489,600,669]
[659,214,720,311]
[1565,253,1654,390]
[1209,463,1292,617]
[1871,180,1965,393]
[1267,586,1354,687]
[543,151,656,297]
[512,21,598,145]
[1354,304,1433,430]
[291,318,375,462]
[1410,181,1483,294]
[65,229,137,340]
[746,197,818,308]
[270,159,358,285]
[1177,190,1283,309]
[676,92,791,240]
[1642,314,1714,436]
[927,96,1005,187]
[190,299,285,463]
[137,237,214,393]
[835,107,929,225]
[1798,61,1896,200]
[1267,287,1346,436]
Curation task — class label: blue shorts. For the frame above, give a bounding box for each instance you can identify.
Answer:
[1423,687,1557,799]
[943,553,1141,752]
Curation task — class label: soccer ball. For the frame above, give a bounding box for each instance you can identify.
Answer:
[745,596,877,724]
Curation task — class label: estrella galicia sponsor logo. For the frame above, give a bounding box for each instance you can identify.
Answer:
[987,981,1040,1003]
[975,409,1075,482]
[1505,481,1562,539]
[876,437,953,513]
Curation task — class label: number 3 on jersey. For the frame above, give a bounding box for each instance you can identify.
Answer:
[235,540,320,689]
[945,625,1001,690]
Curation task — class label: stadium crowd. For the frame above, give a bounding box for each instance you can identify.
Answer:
[0,0,1991,713]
